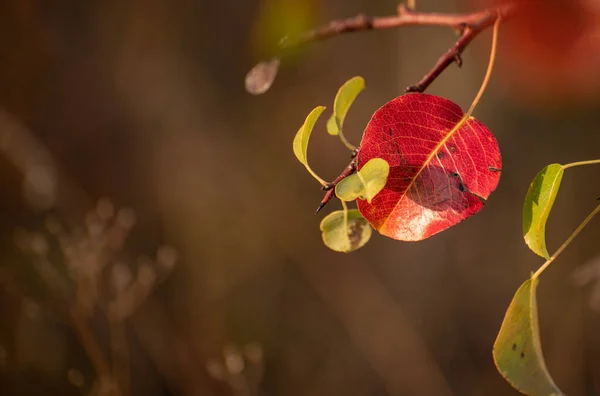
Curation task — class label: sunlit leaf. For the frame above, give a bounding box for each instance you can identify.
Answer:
[326,116,339,137]
[327,76,365,136]
[335,158,389,203]
[359,158,390,202]
[356,93,502,241]
[523,164,564,259]
[245,58,280,95]
[334,174,362,202]
[493,277,563,396]
[293,106,326,184]
[320,209,372,252]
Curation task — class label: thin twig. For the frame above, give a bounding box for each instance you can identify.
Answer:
[316,159,357,213]
[287,2,516,213]
[281,3,514,50]
[465,14,502,116]
[407,7,506,93]
[277,2,515,93]
[533,204,600,279]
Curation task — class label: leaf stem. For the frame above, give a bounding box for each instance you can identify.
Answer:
[532,203,600,279]
[341,199,349,234]
[562,159,600,169]
[338,130,357,152]
[426,13,501,154]
[466,13,501,117]
[307,166,328,186]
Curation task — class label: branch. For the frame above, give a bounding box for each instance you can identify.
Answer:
[315,159,357,214]
[247,2,517,211]
[406,6,509,92]
[245,2,516,95]
[282,3,513,50]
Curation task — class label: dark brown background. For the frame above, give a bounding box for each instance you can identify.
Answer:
[1,0,600,395]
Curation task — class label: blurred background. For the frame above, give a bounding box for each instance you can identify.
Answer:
[1,0,600,395]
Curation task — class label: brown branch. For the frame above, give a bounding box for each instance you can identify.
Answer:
[246,2,516,95]
[271,2,517,211]
[278,2,515,93]
[405,7,508,92]
[315,159,357,214]
[282,4,504,49]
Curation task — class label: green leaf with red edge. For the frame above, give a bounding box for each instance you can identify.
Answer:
[356,93,502,241]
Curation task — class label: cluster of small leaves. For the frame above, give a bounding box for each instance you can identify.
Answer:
[294,79,600,396]
[259,11,600,395]
[294,75,503,250]
[292,77,389,253]
[336,158,389,203]
[494,160,600,396]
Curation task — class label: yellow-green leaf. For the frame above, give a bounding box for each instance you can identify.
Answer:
[293,106,326,184]
[335,158,389,203]
[493,278,563,396]
[360,158,389,202]
[326,116,339,136]
[320,209,372,252]
[523,164,564,259]
[326,76,365,136]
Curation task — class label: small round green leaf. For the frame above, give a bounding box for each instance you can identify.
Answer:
[293,106,326,184]
[335,173,363,202]
[326,76,365,136]
[320,209,372,252]
[359,158,389,202]
[523,164,564,259]
[493,278,563,396]
[335,158,389,203]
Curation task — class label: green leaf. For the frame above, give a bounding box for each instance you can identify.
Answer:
[493,278,563,396]
[293,106,326,184]
[320,209,372,252]
[523,164,564,259]
[326,76,365,136]
[335,174,363,202]
[335,158,389,203]
[326,116,339,137]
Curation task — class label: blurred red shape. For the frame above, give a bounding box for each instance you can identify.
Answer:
[477,0,600,101]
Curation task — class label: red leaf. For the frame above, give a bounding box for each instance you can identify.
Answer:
[356,93,501,241]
